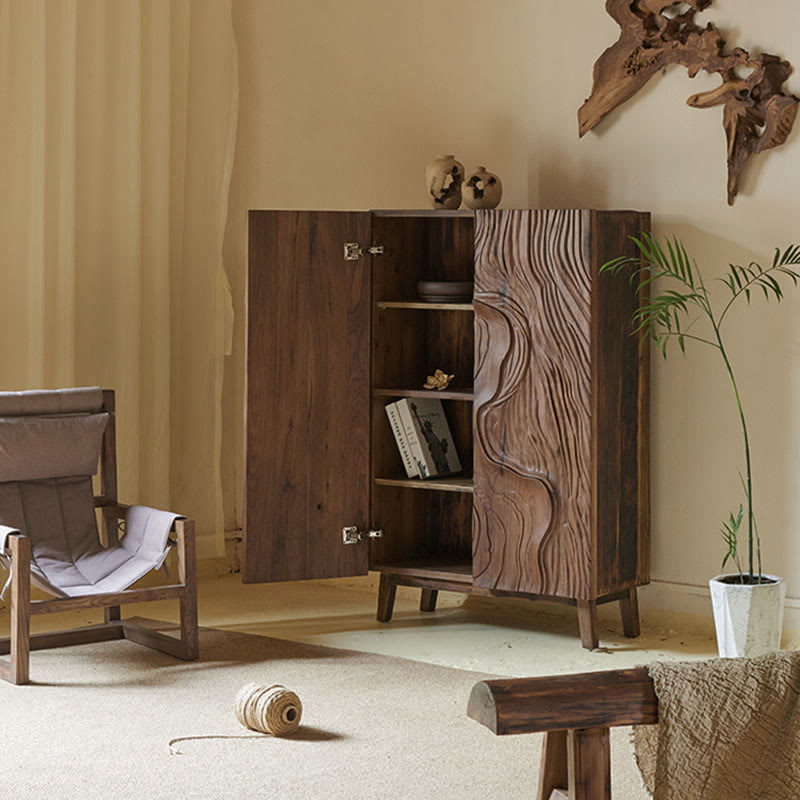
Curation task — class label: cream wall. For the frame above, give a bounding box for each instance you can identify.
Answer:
[222,1,800,614]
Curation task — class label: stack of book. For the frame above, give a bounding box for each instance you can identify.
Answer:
[385,398,461,479]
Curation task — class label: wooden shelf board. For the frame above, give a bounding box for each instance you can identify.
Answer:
[376,301,474,311]
[374,475,474,493]
[373,387,474,401]
[372,558,473,583]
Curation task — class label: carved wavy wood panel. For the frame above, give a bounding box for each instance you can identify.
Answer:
[472,210,593,598]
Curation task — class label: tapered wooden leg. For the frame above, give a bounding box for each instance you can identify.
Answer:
[567,727,611,800]
[420,588,438,612]
[619,586,640,638]
[176,520,199,660]
[537,730,569,800]
[8,534,31,685]
[377,574,396,623]
[577,600,599,650]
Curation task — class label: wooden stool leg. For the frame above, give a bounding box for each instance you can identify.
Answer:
[567,727,611,800]
[619,586,640,638]
[577,600,599,650]
[420,588,438,612]
[10,534,31,685]
[537,730,569,800]
[377,574,397,623]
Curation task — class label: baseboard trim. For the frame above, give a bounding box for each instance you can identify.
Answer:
[639,579,800,636]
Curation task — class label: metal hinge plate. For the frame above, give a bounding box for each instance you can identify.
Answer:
[344,243,385,261]
[342,525,384,545]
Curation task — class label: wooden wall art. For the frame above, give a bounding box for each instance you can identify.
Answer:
[579,0,799,204]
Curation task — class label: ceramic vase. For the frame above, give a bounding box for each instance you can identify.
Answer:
[463,166,503,210]
[425,155,464,210]
[709,573,786,658]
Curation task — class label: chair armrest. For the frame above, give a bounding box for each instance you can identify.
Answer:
[95,498,131,518]
[96,500,185,534]
[467,667,658,735]
[1,525,24,556]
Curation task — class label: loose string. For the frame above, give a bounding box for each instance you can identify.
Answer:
[168,683,303,755]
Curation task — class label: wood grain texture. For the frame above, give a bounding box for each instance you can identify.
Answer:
[619,586,640,638]
[579,1,799,205]
[419,588,438,612]
[0,623,124,656]
[568,727,611,800]
[30,585,186,615]
[376,573,397,622]
[538,730,569,800]
[245,211,371,583]
[577,600,599,651]
[369,215,475,569]
[473,209,593,599]
[176,519,199,659]
[467,667,658,734]
[100,390,121,623]
[591,211,651,598]
[9,534,30,684]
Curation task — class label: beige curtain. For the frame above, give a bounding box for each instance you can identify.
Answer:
[0,0,237,558]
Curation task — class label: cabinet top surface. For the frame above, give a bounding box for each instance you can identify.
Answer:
[247,209,648,218]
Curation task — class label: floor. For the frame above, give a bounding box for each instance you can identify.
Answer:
[1,572,720,676]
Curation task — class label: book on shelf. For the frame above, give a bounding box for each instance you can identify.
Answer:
[384,402,419,478]
[388,397,461,479]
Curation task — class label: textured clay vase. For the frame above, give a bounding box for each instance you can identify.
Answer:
[425,155,464,210]
[463,166,503,210]
[709,573,786,658]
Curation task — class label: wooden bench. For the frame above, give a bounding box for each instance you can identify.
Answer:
[467,668,657,800]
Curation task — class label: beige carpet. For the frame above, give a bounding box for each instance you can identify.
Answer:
[1,622,649,799]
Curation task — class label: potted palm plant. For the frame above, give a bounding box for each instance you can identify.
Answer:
[602,235,800,657]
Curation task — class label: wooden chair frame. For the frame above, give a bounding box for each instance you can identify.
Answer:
[0,390,199,685]
[468,668,657,800]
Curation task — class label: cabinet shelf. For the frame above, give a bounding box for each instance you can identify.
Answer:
[374,475,474,494]
[376,301,474,311]
[373,387,474,401]
[372,558,472,583]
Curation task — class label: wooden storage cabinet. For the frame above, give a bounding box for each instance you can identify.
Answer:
[245,208,650,649]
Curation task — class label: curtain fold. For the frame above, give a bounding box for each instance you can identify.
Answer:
[0,0,238,558]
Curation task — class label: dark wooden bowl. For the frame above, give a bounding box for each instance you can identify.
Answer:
[417,281,473,303]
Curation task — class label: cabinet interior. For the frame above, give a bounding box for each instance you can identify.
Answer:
[369,212,475,574]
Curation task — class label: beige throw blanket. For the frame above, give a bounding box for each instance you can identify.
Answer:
[632,650,800,799]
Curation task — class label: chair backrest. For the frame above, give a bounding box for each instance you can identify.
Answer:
[0,388,110,484]
[0,387,116,560]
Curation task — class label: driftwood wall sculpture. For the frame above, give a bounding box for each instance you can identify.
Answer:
[580,0,799,204]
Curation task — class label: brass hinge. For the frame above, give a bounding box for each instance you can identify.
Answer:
[342,525,384,545]
[344,243,385,261]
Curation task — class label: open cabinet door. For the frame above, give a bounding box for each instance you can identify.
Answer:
[245,211,371,583]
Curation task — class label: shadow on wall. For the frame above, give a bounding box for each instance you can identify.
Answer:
[537,145,609,209]
[636,222,799,592]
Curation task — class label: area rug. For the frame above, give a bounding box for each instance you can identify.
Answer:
[0,623,648,799]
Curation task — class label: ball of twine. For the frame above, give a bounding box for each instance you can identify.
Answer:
[234,683,302,736]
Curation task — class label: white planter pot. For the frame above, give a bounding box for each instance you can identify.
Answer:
[709,573,786,658]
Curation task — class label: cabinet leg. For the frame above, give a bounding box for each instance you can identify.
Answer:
[619,586,641,638]
[377,574,397,623]
[420,588,438,613]
[537,730,569,800]
[577,600,599,650]
[567,727,611,800]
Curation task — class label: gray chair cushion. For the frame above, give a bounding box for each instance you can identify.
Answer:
[0,388,183,599]
[0,477,181,598]
[0,413,109,482]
